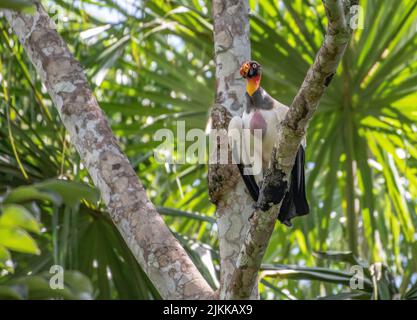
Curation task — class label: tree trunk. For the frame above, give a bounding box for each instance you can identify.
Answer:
[209,0,259,299]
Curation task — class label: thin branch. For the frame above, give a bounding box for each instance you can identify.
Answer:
[226,0,359,299]
[4,2,214,299]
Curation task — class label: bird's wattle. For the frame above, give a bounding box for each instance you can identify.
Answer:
[249,111,267,137]
[246,74,261,96]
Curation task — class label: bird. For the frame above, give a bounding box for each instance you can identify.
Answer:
[228,60,309,226]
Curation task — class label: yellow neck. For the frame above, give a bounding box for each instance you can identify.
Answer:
[246,75,261,96]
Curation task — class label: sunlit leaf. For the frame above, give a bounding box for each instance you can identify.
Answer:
[0,228,40,255]
[0,204,41,234]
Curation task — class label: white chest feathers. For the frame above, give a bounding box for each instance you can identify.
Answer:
[242,103,287,166]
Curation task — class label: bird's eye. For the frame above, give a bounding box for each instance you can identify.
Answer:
[252,63,257,69]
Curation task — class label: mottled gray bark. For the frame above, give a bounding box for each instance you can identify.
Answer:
[5,2,214,300]
[209,0,258,299]
[226,0,359,299]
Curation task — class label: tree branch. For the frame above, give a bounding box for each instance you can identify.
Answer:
[226,0,359,299]
[4,2,214,300]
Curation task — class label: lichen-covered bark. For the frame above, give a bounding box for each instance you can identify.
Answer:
[5,2,214,300]
[209,0,257,299]
[209,0,251,201]
[226,0,359,299]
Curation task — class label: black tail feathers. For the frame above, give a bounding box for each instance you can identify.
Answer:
[237,146,310,227]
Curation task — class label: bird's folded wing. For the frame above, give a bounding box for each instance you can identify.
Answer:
[278,146,310,226]
[228,116,260,202]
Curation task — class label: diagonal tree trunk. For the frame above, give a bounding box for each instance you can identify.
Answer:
[4,2,214,300]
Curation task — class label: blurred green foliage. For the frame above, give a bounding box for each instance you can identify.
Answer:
[0,0,35,12]
[0,0,416,299]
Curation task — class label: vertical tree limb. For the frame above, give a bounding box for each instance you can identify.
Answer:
[4,2,214,300]
[225,0,359,299]
[209,0,256,299]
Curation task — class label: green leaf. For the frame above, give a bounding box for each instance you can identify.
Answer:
[3,186,62,205]
[36,179,100,206]
[157,206,215,224]
[0,228,40,255]
[0,285,25,300]
[404,282,417,300]
[0,245,12,271]
[15,275,73,300]
[5,271,93,300]
[0,0,35,12]
[313,251,365,267]
[261,264,373,291]
[318,291,372,300]
[0,204,41,234]
[63,271,94,300]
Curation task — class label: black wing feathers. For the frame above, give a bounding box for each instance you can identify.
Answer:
[237,164,260,202]
[236,146,310,227]
[278,146,310,226]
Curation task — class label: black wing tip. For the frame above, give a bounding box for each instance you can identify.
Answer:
[237,164,260,202]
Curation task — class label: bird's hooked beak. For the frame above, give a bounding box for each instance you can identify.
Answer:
[240,62,251,79]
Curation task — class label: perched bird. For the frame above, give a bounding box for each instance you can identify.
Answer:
[228,61,309,226]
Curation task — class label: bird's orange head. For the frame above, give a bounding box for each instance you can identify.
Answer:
[240,61,262,96]
[240,61,262,79]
